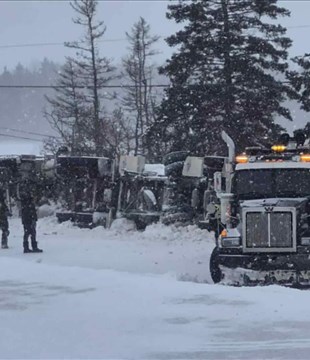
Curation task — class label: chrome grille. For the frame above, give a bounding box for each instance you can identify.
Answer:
[246,212,268,248]
[243,207,296,253]
[270,213,292,247]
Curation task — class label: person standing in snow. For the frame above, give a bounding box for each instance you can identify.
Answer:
[0,190,10,249]
[18,178,43,253]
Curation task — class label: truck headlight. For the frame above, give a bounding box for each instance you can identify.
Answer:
[221,237,241,247]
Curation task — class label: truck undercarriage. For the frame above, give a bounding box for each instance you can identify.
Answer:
[211,247,310,286]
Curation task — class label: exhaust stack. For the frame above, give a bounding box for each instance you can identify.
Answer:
[221,131,235,163]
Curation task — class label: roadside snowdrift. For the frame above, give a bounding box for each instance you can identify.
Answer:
[1,217,310,359]
[7,217,215,283]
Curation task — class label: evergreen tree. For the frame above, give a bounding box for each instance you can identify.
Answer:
[148,0,295,156]
[288,54,310,142]
[287,54,310,112]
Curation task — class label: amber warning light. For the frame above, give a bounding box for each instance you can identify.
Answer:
[300,154,310,162]
[271,145,286,152]
[220,229,227,237]
[235,155,249,163]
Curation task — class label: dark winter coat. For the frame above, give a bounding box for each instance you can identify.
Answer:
[0,193,9,225]
[21,199,37,225]
[18,179,37,202]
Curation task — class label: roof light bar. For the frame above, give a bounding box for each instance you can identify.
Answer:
[271,145,286,152]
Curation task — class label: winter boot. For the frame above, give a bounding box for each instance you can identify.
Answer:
[2,232,8,249]
[23,241,31,253]
[31,238,43,253]
[1,240,8,249]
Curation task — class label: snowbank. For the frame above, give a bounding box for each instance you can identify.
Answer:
[37,204,57,218]
[0,217,309,359]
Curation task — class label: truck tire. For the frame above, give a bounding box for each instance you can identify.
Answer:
[165,161,184,177]
[135,219,147,231]
[163,151,190,166]
[209,247,222,284]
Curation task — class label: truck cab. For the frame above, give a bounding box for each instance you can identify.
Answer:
[210,133,310,286]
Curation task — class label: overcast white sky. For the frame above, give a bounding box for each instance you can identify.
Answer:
[0,1,309,71]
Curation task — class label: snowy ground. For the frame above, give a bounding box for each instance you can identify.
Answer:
[1,217,310,359]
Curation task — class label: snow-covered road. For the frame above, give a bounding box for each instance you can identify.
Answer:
[1,217,310,359]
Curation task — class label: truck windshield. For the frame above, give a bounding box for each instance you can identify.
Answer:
[233,168,310,199]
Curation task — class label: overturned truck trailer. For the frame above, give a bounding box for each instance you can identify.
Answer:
[0,154,54,207]
[0,155,22,211]
[117,155,167,230]
[55,155,118,228]
[162,151,226,229]
[117,153,227,230]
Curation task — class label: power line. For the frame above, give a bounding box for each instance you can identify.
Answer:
[0,42,66,49]
[0,22,307,51]
[0,38,128,49]
[0,36,163,50]
[0,84,170,89]
[0,24,308,50]
[0,133,43,142]
[0,24,307,50]
[287,25,310,29]
[0,126,61,139]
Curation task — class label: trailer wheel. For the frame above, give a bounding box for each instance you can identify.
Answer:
[209,247,222,284]
[135,219,147,231]
[163,151,190,166]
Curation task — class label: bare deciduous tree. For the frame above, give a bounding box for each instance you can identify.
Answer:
[122,17,159,157]
[66,0,116,156]
[106,108,135,158]
[44,58,90,155]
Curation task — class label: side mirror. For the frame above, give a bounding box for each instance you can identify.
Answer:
[104,189,112,204]
[214,172,222,193]
[191,188,199,208]
[220,193,234,226]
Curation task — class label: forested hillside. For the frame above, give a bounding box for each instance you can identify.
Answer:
[0,59,59,138]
